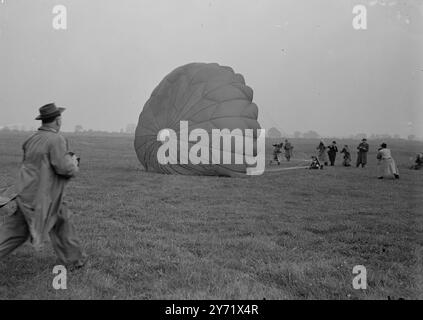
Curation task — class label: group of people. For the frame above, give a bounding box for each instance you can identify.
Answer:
[316,139,369,168]
[312,138,400,180]
[270,139,294,165]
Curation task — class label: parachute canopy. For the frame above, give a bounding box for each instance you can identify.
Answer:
[134,62,261,176]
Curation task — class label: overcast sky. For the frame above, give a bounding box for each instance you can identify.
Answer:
[0,0,422,138]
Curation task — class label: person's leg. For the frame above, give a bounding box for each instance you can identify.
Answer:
[0,207,30,260]
[49,204,86,268]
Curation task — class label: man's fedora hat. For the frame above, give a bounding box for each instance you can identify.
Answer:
[35,103,65,120]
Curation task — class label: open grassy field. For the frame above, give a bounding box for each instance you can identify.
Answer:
[0,131,422,300]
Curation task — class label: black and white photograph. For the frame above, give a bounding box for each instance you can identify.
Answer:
[0,0,422,306]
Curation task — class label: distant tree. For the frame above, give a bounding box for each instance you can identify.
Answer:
[408,134,416,141]
[302,130,320,139]
[393,134,401,140]
[267,127,282,139]
[294,131,302,139]
[74,125,84,133]
[354,133,367,140]
[125,123,137,134]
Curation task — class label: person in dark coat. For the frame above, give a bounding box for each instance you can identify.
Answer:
[327,141,338,166]
[411,153,423,170]
[356,138,369,168]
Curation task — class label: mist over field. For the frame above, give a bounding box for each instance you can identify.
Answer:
[0,0,422,138]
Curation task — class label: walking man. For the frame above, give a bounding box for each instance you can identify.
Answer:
[0,103,86,269]
[356,138,369,168]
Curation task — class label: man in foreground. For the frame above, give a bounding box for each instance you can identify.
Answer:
[0,103,86,269]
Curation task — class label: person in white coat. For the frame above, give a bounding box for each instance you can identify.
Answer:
[377,143,399,179]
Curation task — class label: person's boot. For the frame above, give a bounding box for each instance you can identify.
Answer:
[394,174,400,179]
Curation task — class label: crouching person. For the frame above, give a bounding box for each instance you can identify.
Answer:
[309,156,323,170]
[377,143,399,180]
[0,103,87,269]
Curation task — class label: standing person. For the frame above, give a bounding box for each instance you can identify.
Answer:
[377,143,399,179]
[270,142,283,165]
[340,145,352,167]
[356,138,369,168]
[411,153,423,170]
[316,141,328,166]
[0,103,87,269]
[327,141,338,166]
[283,139,294,162]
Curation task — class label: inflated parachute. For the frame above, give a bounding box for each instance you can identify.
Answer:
[134,62,261,176]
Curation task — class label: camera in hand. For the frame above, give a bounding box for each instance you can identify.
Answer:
[68,152,81,166]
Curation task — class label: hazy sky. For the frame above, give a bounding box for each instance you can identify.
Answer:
[0,0,422,138]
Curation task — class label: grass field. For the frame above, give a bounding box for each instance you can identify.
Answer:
[0,131,422,300]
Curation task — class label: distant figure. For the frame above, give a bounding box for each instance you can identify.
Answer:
[316,141,328,166]
[340,145,352,167]
[411,153,423,170]
[377,143,399,179]
[327,141,338,166]
[309,156,323,170]
[283,139,294,161]
[270,142,283,165]
[356,138,369,168]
